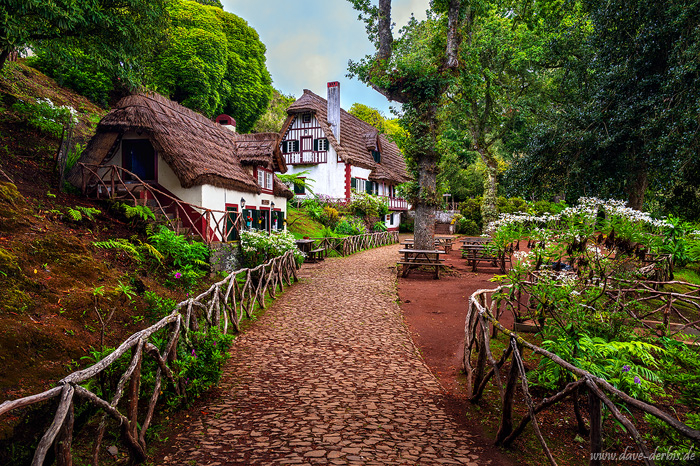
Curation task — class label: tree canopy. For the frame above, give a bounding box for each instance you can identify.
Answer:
[147,1,273,131]
[0,0,168,83]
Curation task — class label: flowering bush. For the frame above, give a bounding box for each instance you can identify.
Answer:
[348,190,389,218]
[240,230,304,268]
[12,98,78,138]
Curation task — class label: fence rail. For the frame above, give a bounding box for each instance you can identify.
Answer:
[78,163,241,245]
[310,231,399,257]
[0,251,298,466]
[464,284,700,466]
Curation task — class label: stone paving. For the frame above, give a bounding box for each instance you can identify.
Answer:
[161,244,488,465]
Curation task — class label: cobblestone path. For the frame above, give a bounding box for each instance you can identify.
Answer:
[161,245,488,465]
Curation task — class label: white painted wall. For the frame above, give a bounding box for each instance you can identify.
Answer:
[112,132,288,239]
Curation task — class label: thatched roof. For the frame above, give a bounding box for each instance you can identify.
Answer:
[281,90,410,184]
[69,93,287,194]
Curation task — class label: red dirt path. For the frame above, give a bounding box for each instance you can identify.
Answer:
[398,237,519,463]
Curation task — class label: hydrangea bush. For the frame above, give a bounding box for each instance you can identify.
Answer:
[240,230,304,268]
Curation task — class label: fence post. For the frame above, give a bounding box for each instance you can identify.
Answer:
[55,398,74,466]
[589,388,602,466]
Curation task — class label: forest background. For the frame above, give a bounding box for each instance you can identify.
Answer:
[2,0,699,224]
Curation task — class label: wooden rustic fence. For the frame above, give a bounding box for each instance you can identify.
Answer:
[464,284,700,466]
[311,231,399,257]
[78,163,241,245]
[0,250,298,466]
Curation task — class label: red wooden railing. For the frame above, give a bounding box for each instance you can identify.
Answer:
[284,152,328,165]
[78,163,240,245]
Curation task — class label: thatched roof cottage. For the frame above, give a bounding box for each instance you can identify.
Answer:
[279,82,410,231]
[68,92,292,241]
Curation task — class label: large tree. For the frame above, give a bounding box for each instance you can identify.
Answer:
[348,0,469,249]
[0,0,168,80]
[508,0,700,211]
[147,0,273,131]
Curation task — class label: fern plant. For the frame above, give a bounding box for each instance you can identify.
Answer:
[66,206,101,222]
[93,238,143,263]
[121,203,156,223]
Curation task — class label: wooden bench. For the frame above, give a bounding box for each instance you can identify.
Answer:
[306,248,325,263]
[397,249,445,279]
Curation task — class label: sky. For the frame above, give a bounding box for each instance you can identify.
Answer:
[221,0,429,117]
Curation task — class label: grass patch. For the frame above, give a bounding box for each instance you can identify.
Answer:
[286,206,326,238]
[674,265,700,286]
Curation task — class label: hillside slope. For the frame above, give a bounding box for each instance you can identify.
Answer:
[0,61,199,449]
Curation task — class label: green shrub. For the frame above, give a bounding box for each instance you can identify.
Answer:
[320,206,340,228]
[348,191,389,218]
[334,216,366,236]
[174,328,234,404]
[148,226,210,288]
[372,220,387,232]
[143,291,177,322]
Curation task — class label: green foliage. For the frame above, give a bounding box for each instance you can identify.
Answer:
[334,217,366,236]
[148,226,209,287]
[372,220,387,232]
[143,291,177,321]
[1,0,169,89]
[118,202,156,224]
[239,230,304,268]
[175,328,233,402]
[93,238,144,263]
[644,413,700,465]
[300,197,324,222]
[320,206,340,229]
[11,98,77,138]
[28,48,113,107]
[251,89,295,133]
[66,206,101,223]
[65,143,85,172]
[348,191,389,218]
[147,1,273,130]
[278,170,314,197]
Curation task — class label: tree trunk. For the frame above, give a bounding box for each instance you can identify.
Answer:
[0,49,9,71]
[627,168,648,210]
[414,153,438,250]
[481,154,499,230]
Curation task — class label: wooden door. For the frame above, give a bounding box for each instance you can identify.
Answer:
[301,136,313,163]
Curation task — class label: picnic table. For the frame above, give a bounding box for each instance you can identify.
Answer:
[397,248,445,279]
[461,243,509,273]
[295,239,325,263]
[459,236,491,246]
[402,237,453,253]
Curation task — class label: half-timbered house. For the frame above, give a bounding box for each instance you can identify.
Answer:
[67,93,292,242]
[279,82,410,231]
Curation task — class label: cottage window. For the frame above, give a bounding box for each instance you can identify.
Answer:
[351,177,366,193]
[302,113,312,123]
[283,140,299,153]
[256,167,274,192]
[294,178,306,195]
[372,150,381,163]
[314,138,329,151]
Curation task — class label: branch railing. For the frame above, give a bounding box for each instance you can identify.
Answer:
[464,285,700,466]
[0,250,299,466]
[78,163,241,246]
[310,231,399,257]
